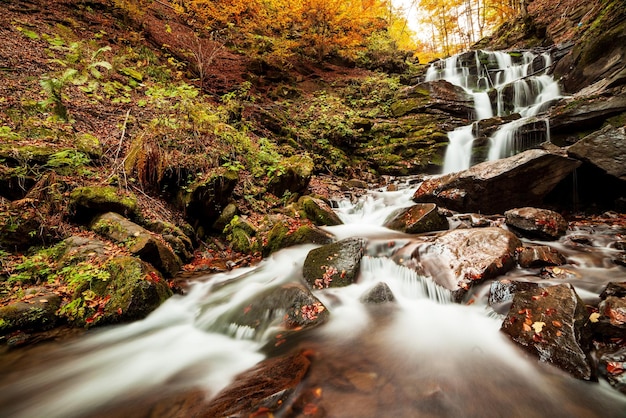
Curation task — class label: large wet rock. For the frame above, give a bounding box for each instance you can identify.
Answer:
[488,279,539,313]
[91,212,182,277]
[303,237,367,290]
[501,283,594,380]
[592,282,626,341]
[298,196,343,226]
[202,350,312,417]
[505,207,568,240]
[215,284,329,341]
[550,96,626,134]
[360,282,396,304]
[390,80,474,119]
[567,124,626,182]
[596,345,626,395]
[412,149,581,214]
[393,227,521,301]
[517,244,567,268]
[383,203,448,234]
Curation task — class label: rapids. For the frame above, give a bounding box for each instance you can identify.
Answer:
[0,185,625,417]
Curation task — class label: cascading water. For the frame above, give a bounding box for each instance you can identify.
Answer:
[427,50,561,173]
[1,186,625,418]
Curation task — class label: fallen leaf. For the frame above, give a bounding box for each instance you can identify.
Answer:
[589,312,600,323]
[532,321,546,334]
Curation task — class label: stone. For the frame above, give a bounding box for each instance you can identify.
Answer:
[597,345,626,395]
[216,284,329,339]
[299,196,343,226]
[412,149,581,214]
[360,282,396,304]
[393,227,521,302]
[268,155,314,197]
[501,284,594,380]
[383,203,448,234]
[550,96,626,134]
[263,219,334,256]
[488,279,540,306]
[69,185,138,220]
[505,207,568,240]
[91,212,182,277]
[567,124,626,182]
[303,237,367,290]
[517,245,567,268]
[390,80,474,118]
[0,292,61,335]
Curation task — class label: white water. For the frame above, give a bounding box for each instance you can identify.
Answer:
[1,189,625,417]
[428,50,561,173]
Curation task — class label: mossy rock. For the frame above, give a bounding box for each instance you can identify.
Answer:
[145,220,195,262]
[0,292,61,335]
[58,256,173,327]
[91,212,182,277]
[298,196,342,226]
[76,133,103,159]
[0,144,64,166]
[70,185,138,221]
[227,216,260,253]
[267,155,314,197]
[303,237,367,289]
[212,203,239,233]
[263,219,334,256]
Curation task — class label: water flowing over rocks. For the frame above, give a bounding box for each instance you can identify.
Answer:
[393,227,521,301]
[303,237,367,290]
[501,283,594,380]
[505,207,568,240]
[413,149,581,214]
[382,203,448,234]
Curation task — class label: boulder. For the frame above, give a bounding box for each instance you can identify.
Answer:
[567,124,626,182]
[488,279,539,307]
[383,203,448,234]
[0,291,61,335]
[303,238,367,290]
[263,219,334,256]
[505,207,568,240]
[592,282,626,341]
[390,80,474,118]
[91,212,182,277]
[268,155,314,197]
[517,245,567,268]
[69,185,138,220]
[299,196,343,226]
[360,282,396,304]
[596,345,626,395]
[144,220,195,262]
[227,216,260,253]
[412,149,581,214]
[215,284,329,340]
[393,227,521,301]
[550,96,626,134]
[501,283,594,380]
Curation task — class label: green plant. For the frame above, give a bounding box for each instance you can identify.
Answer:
[45,150,91,174]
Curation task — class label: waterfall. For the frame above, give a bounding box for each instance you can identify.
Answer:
[430,50,561,172]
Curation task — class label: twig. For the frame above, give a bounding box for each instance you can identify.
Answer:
[114,109,131,163]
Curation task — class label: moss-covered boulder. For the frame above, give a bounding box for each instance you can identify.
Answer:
[91,212,182,277]
[70,185,138,220]
[0,291,61,335]
[181,169,239,234]
[298,196,343,226]
[263,219,334,256]
[144,220,195,262]
[383,203,448,234]
[226,216,261,253]
[303,237,367,289]
[267,155,314,197]
[75,133,103,159]
[212,203,239,233]
[390,80,474,118]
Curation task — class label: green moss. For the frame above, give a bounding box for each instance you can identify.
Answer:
[70,185,138,218]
